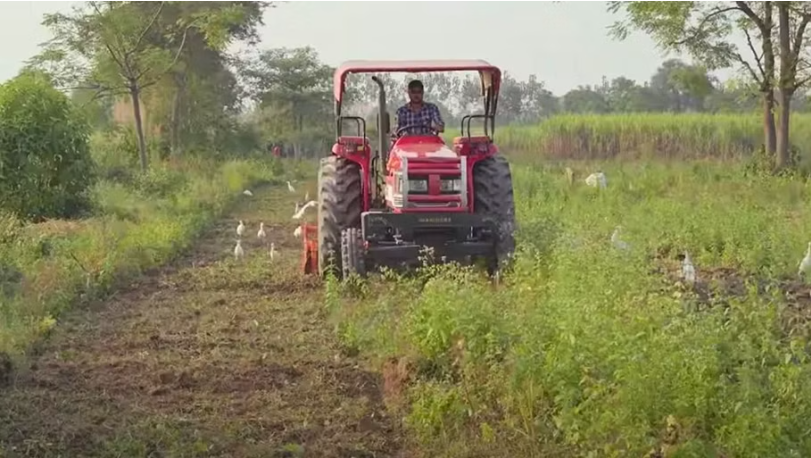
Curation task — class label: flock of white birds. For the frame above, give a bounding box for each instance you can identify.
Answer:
[232,180,316,261]
[585,168,811,286]
[231,172,811,284]
[584,170,697,286]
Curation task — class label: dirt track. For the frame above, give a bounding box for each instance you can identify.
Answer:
[0,182,405,458]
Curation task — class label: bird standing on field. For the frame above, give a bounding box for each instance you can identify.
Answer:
[257,222,266,240]
[611,226,630,251]
[243,189,253,196]
[565,167,574,186]
[269,242,276,260]
[236,220,245,238]
[585,171,607,189]
[292,200,317,220]
[293,226,302,238]
[287,181,296,193]
[304,190,310,201]
[682,251,696,285]
[798,242,811,279]
[234,239,244,259]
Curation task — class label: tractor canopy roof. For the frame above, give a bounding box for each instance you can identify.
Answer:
[333,59,502,104]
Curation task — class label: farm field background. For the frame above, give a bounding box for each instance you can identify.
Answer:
[5,112,811,457]
[328,137,811,457]
[5,1,811,455]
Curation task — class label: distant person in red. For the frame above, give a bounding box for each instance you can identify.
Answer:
[272,145,281,158]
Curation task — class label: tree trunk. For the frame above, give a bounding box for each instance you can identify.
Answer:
[129,84,149,172]
[775,2,792,171]
[775,89,792,170]
[170,72,186,157]
[763,90,776,154]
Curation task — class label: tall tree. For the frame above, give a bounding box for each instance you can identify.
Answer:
[30,1,256,171]
[241,47,334,158]
[774,2,811,170]
[607,2,779,161]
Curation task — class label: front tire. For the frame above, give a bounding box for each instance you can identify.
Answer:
[341,227,366,278]
[473,155,517,274]
[317,156,363,279]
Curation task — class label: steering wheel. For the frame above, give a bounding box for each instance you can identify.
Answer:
[395,123,438,138]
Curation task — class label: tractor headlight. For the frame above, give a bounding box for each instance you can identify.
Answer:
[408,179,428,192]
[440,178,463,192]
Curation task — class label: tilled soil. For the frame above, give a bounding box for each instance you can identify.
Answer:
[0,182,405,458]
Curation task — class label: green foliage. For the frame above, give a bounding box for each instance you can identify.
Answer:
[491,113,811,162]
[0,155,277,361]
[0,72,94,221]
[332,160,811,457]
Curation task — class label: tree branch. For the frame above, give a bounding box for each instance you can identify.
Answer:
[90,2,126,72]
[128,1,165,58]
[673,6,741,46]
[135,21,196,86]
[736,1,766,32]
[730,49,763,85]
[792,69,811,91]
[743,27,765,78]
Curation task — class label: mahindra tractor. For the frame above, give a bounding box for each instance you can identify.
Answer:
[300,59,516,279]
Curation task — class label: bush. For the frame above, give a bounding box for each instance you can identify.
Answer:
[0,72,95,221]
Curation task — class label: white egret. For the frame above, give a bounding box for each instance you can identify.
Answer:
[682,252,696,285]
[611,226,630,250]
[234,240,244,259]
[292,200,317,220]
[798,242,811,279]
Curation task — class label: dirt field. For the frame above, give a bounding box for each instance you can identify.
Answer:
[0,181,406,458]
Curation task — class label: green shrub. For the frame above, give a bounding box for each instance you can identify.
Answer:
[0,72,95,221]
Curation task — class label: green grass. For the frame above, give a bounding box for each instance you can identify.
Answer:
[0,155,292,365]
[447,113,811,165]
[330,159,811,457]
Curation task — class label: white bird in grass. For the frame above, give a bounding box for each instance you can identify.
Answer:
[234,239,244,259]
[236,220,245,237]
[269,242,276,260]
[293,226,302,238]
[243,189,253,197]
[798,242,811,278]
[585,171,607,189]
[292,200,317,220]
[682,251,696,285]
[304,191,310,201]
[611,226,630,251]
[287,181,296,193]
[257,222,266,240]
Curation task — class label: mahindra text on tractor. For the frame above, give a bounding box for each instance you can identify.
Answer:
[300,59,516,279]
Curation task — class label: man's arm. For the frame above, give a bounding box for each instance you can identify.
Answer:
[429,104,445,133]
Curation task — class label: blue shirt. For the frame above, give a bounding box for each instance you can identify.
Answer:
[396,102,444,135]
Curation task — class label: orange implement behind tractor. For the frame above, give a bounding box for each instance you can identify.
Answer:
[301,223,319,275]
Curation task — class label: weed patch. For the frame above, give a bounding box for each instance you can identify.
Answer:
[0,158,278,370]
[332,160,811,457]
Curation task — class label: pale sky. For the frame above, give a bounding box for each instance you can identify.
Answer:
[0,1,733,96]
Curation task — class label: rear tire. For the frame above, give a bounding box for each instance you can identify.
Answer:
[473,155,516,274]
[341,227,366,278]
[318,156,363,279]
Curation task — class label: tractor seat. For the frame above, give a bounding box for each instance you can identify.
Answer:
[452,136,490,144]
[453,136,491,154]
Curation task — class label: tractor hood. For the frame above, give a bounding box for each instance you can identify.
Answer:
[387,136,458,172]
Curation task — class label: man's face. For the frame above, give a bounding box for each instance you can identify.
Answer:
[408,86,424,104]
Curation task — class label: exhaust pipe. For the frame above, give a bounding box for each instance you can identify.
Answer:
[371,76,389,196]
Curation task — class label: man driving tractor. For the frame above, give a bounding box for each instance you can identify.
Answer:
[396,79,445,136]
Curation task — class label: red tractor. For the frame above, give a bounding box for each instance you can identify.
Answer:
[301,59,516,279]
